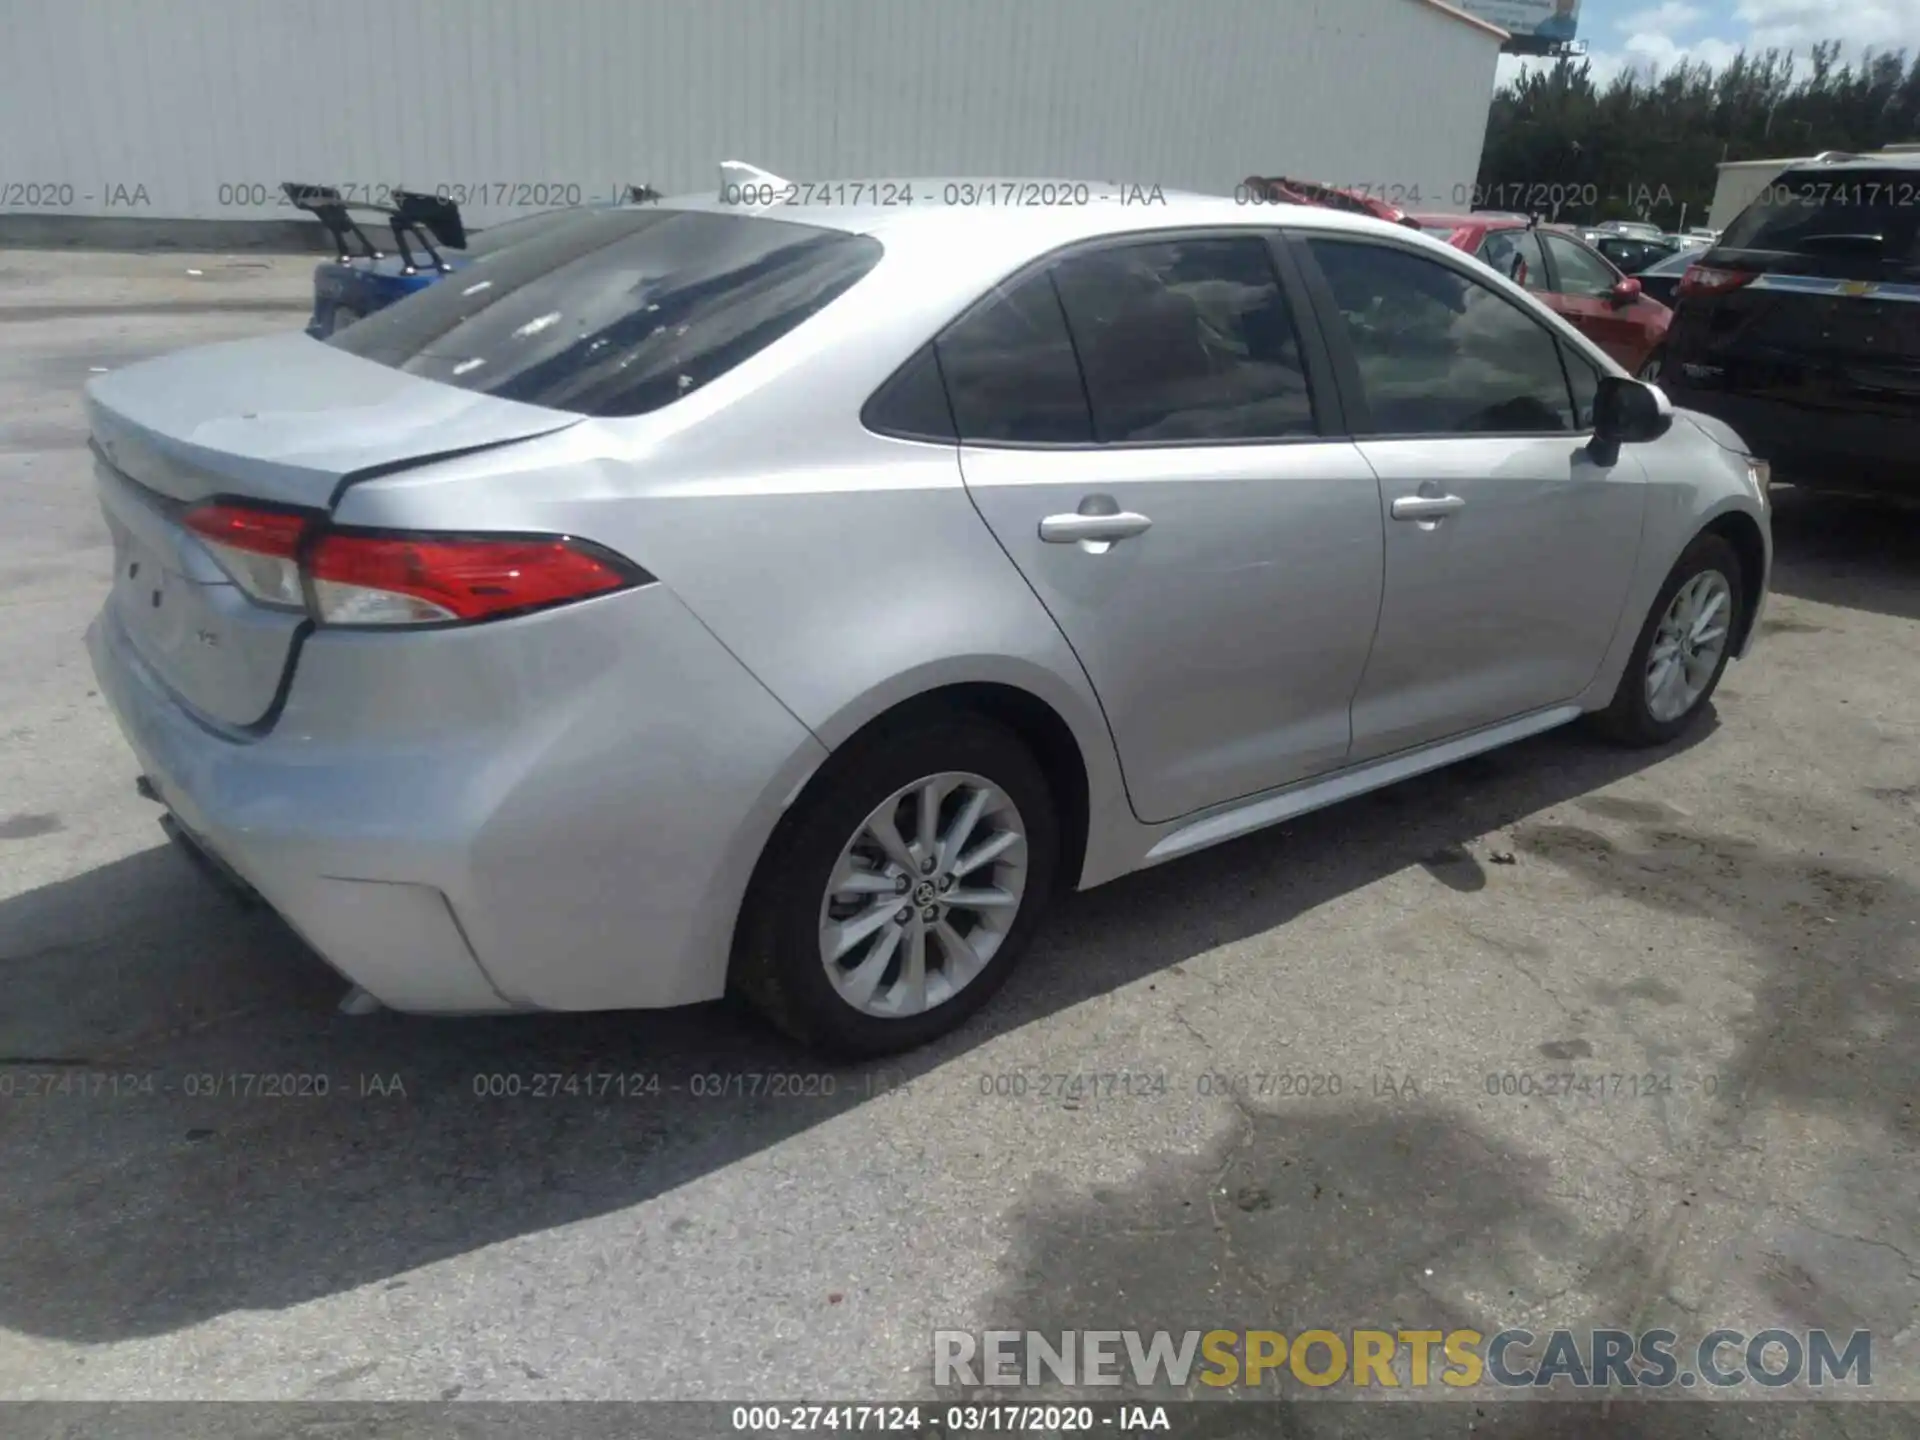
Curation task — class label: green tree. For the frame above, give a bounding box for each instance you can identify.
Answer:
[1477,43,1918,229]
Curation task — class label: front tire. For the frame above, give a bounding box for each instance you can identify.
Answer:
[1636,348,1665,383]
[1592,532,1743,747]
[731,713,1059,1057]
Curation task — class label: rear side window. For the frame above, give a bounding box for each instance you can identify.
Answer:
[328,208,883,417]
[1049,236,1316,442]
[1478,229,1548,292]
[862,345,957,442]
[936,272,1094,444]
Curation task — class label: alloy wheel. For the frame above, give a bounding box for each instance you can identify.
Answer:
[817,771,1028,1018]
[1645,568,1732,722]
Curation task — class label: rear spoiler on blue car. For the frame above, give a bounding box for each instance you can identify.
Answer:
[282,183,468,273]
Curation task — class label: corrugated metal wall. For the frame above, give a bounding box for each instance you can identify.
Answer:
[1,0,1498,226]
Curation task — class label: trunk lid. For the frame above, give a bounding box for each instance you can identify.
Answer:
[87,332,582,728]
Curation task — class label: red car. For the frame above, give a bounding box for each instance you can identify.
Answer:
[1409,213,1672,377]
[1242,175,1425,229]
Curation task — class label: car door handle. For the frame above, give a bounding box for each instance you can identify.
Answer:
[1039,511,1153,544]
[1391,494,1467,521]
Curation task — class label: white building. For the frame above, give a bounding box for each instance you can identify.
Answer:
[1,0,1505,238]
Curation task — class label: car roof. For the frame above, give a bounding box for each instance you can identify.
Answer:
[1777,152,1920,172]
[643,178,1453,253]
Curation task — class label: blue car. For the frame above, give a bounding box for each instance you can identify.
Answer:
[287,182,659,337]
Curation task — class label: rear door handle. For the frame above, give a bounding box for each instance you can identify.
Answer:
[1039,511,1153,544]
[1390,494,1467,521]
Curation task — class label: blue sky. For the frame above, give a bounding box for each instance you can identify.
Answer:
[1495,0,1920,85]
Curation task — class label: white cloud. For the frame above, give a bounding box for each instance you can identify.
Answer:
[1495,31,1738,90]
[1616,30,1744,73]
[1489,0,1896,94]
[1618,3,1706,34]
[1493,0,1911,91]
[1735,0,1920,59]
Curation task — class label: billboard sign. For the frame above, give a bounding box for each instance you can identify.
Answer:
[1452,0,1583,55]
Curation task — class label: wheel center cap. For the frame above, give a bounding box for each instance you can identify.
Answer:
[913,880,937,906]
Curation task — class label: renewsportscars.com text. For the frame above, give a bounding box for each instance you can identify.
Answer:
[934,1327,1872,1390]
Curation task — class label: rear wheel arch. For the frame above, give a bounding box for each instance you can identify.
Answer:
[725,682,1087,1053]
[786,682,1092,900]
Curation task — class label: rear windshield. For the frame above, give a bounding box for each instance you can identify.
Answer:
[327,207,884,416]
[1719,167,1920,274]
[461,206,595,258]
[1417,223,1464,238]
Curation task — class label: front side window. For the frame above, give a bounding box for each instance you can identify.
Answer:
[1048,236,1316,442]
[328,207,883,418]
[1560,342,1602,430]
[1543,235,1622,297]
[1305,238,1576,437]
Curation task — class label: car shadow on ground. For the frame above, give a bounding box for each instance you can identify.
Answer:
[973,759,1920,1435]
[2,718,1736,1348]
[1766,486,1920,623]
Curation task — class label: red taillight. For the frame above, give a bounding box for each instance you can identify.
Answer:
[1677,264,1756,298]
[307,531,642,625]
[182,500,646,627]
[183,502,310,557]
[183,501,312,608]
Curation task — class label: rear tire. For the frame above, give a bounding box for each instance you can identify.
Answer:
[1592,532,1743,747]
[1636,349,1665,383]
[731,713,1059,1057]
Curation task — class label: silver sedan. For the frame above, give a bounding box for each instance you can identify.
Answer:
[83,181,1772,1055]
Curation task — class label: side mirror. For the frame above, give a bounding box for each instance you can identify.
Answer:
[1589,375,1672,465]
[1609,276,1642,306]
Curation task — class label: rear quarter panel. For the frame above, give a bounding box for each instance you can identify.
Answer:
[327,240,1138,888]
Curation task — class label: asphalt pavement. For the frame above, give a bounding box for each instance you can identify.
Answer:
[1,250,1916,1434]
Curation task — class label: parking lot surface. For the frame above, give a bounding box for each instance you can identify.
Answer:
[1,253,1917,1430]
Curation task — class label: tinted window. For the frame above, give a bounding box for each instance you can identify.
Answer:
[936,272,1093,444]
[1543,235,1621,296]
[862,344,957,442]
[1560,342,1601,429]
[1306,239,1576,436]
[1644,248,1698,277]
[1478,229,1548,292]
[1595,237,1671,273]
[1719,166,1920,275]
[329,208,883,417]
[1049,236,1315,442]
[462,206,598,258]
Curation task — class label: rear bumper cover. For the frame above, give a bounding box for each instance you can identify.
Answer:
[86,583,829,1014]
